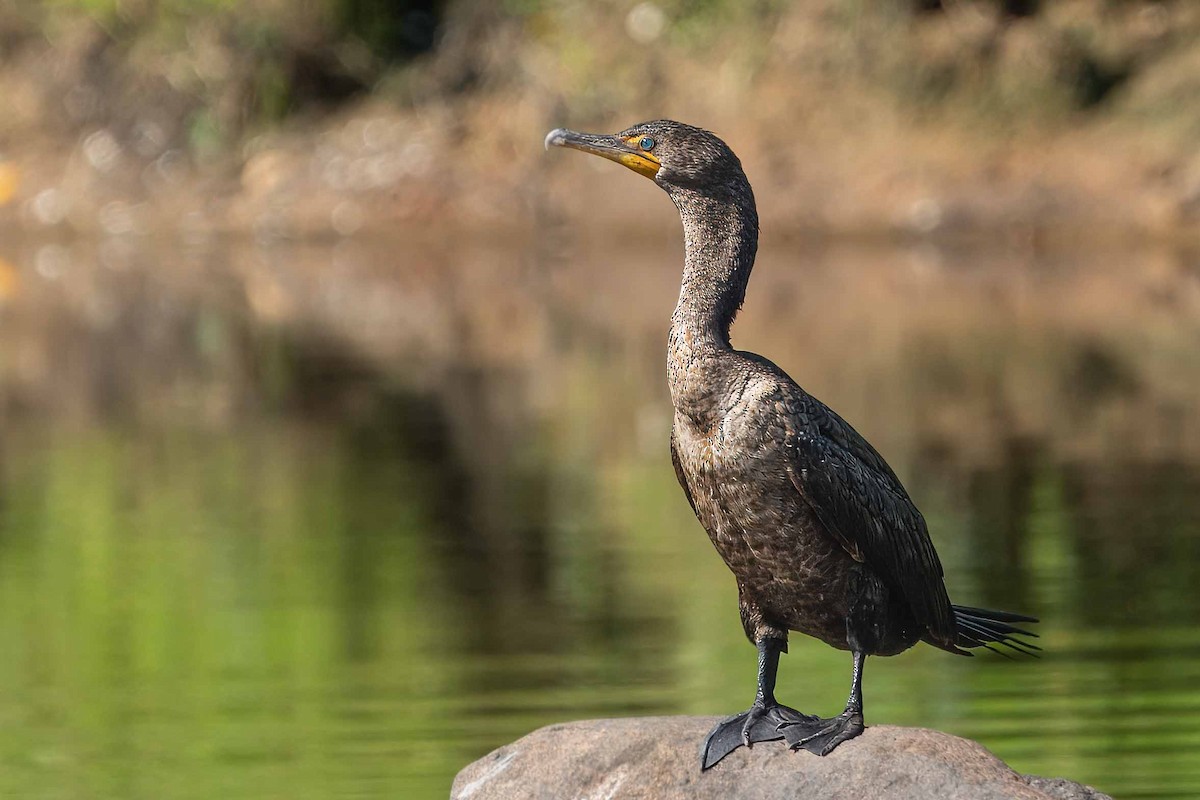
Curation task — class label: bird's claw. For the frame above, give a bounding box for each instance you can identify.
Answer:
[780,709,865,756]
[740,703,769,747]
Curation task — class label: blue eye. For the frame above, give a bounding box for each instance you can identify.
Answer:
[638,136,655,151]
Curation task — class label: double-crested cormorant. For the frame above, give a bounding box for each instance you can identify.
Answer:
[545,120,1037,769]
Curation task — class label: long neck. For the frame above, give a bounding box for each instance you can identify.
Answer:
[669,183,759,348]
[666,181,759,423]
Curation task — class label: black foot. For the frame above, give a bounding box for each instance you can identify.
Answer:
[700,703,818,769]
[779,709,865,756]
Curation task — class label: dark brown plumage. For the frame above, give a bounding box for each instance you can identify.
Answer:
[546,120,1038,769]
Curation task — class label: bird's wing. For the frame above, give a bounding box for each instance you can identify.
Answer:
[670,430,700,518]
[784,393,956,644]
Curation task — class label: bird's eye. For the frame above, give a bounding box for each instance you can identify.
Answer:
[638,136,656,151]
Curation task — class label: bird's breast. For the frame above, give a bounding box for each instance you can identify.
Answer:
[672,400,857,642]
[673,409,802,545]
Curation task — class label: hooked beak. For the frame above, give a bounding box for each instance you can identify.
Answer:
[544,128,660,179]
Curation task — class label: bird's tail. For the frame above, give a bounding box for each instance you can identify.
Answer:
[951,605,1040,657]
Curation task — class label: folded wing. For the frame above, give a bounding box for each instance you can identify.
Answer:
[784,395,957,646]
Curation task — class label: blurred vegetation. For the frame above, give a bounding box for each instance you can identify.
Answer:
[0,0,444,152]
[2,0,1199,153]
[2,0,1198,239]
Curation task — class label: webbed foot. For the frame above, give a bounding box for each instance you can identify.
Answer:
[779,709,865,756]
[700,703,818,769]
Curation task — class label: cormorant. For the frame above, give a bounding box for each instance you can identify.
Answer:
[545,120,1038,769]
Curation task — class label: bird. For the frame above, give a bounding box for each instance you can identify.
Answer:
[544,120,1038,770]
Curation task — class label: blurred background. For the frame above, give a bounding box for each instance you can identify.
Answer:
[1,1,1199,798]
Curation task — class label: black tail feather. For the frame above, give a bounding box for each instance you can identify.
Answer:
[953,605,1038,624]
[952,605,1041,657]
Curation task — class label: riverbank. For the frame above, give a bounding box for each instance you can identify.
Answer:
[2,2,1200,242]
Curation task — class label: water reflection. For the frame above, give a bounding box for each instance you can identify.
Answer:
[0,237,1198,798]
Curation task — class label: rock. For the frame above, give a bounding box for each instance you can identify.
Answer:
[450,717,1111,800]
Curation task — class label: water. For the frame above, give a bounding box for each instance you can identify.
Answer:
[1,236,1198,798]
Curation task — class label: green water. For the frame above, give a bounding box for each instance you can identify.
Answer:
[1,239,1199,798]
[3,410,1199,798]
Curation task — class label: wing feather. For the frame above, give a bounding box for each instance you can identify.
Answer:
[785,394,956,644]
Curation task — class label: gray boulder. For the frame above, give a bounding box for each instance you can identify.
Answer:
[451,717,1110,800]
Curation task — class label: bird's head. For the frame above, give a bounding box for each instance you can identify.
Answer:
[544,120,747,196]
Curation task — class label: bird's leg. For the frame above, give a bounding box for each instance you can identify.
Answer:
[779,651,867,756]
[846,649,864,712]
[700,637,817,770]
